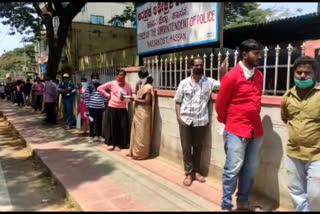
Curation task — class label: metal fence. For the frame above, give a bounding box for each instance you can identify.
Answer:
[143,43,306,96]
[74,67,119,85]
[74,43,306,96]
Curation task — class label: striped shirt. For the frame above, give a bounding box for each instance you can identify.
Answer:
[174,76,220,127]
[84,84,108,109]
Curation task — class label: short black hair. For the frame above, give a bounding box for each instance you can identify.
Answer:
[116,68,126,76]
[138,69,149,79]
[293,56,318,72]
[91,72,99,79]
[190,56,203,67]
[239,39,263,58]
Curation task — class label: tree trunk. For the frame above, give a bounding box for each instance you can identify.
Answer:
[46,21,71,80]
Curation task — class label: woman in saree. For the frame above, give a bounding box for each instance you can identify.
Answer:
[127,70,155,160]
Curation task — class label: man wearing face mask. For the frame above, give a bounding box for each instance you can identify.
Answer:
[174,56,222,187]
[84,73,108,144]
[58,71,75,129]
[281,56,320,211]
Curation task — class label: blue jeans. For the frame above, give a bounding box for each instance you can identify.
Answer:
[286,156,320,211]
[62,97,73,127]
[221,130,263,210]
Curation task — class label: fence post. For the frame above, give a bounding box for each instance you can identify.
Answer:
[234,50,238,67]
[226,51,230,71]
[169,57,173,90]
[301,42,305,56]
[155,57,159,89]
[160,58,163,89]
[174,57,177,90]
[263,46,269,95]
[180,56,183,85]
[185,56,188,78]
[203,53,207,76]
[274,45,281,95]
[286,44,293,91]
[164,58,168,89]
[217,52,221,80]
[210,53,214,78]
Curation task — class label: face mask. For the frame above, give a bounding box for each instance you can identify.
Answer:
[92,79,99,83]
[193,68,203,76]
[81,82,88,90]
[294,77,314,89]
[140,74,151,85]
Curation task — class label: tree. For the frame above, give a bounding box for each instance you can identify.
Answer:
[108,6,136,27]
[0,2,87,80]
[109,3,303,29]
[224,2,303,29]
[0,44,36,79]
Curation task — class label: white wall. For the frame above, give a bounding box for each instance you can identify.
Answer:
[72,3,134,28]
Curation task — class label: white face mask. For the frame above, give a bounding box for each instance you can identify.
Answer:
[140,74,151,85]
[92,79,99,83]
[81,82,88,91]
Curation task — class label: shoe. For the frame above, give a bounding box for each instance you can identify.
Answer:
[93,136,99,142]
[221,206,233,211]
[88,137,94,144]
[194,172,206,183]
[114,146,121,151]
[99,136,105,143]
[236,202,251,211]
[183,175,193,187]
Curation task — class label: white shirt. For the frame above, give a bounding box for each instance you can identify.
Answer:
[239,61,255,80]
[174,76,220,127]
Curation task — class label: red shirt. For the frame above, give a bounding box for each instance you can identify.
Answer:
[215,64,263,138]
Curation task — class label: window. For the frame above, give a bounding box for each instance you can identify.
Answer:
[90,15,104,25]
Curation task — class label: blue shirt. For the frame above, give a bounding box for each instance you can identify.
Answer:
[59,80,75,99]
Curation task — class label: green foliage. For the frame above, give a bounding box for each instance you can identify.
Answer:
[0,44,36,78]
[224,3,303,29]
[108,6,136,27]
[0,2,87,79]
[109,3,303,30]
[0,3,40,38]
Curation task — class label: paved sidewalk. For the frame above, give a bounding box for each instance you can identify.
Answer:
[0,101,287,211]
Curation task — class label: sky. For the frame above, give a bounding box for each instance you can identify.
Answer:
[0,2,317,56]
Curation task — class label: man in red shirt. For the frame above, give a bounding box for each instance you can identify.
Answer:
[215,39,264,211]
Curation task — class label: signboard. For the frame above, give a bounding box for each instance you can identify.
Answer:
[41,64,47,73]
[136,2,219,56]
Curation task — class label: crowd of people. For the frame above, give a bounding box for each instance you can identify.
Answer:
[1,38,319,212]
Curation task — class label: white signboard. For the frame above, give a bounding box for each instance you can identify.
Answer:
[136,2,219,56]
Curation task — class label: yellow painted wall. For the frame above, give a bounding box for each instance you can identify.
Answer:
[65,22,139,70]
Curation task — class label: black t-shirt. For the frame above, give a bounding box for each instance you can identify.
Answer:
[24,83,32,94]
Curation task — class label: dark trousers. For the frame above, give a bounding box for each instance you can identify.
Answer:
[45,102,57,124]
[34,95,43,111]
[179,121,207,175]
[106,107,130,149]
[88,108,104,137]
[16,93,24,106]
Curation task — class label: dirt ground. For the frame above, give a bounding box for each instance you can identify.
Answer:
[0,117,80,211]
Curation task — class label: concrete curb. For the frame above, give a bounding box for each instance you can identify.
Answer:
[0,113,83,212]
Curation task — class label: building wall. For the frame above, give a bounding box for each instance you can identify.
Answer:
[66,22,138,70]
[125,71,293,210]
[72,2,134,28]
[305,39,320,57]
